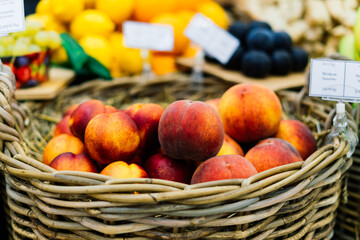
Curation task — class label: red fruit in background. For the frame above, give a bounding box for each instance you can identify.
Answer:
[15,66,31,83]
[191,155,258,184]
[105,105,118,113]
[158,100,224,162]
[53,115,74,137]
[144,153,193,184]
[49,152,98,173]
[64,104,79,117]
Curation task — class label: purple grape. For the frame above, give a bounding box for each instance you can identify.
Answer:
[14,56,30,68]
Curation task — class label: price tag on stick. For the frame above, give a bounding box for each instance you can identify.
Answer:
[123,21,174,51]
[184,13,240,65]
[309,59,360,102]
[0,0,25,35]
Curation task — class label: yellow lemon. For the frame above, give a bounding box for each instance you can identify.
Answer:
[70,10,115,39]
[26,14,66,33]
[95,0,134,25]
[196,1,229,29]
[84,0,96,8]
[119,48,143,75]
[36,0,52,15]
[79,35,112,68]
[177,0,212,11]
[51,46,69,64]
[49,0,85,23]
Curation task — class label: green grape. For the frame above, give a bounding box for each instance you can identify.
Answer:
[11,30,26,38]
[25,19,44,36]
[16,36,32,45]
[47,31,62,49]
[28,44,42,54]
[0,35,15,47]
[0,45,5,57]
[13,42,30,56]
[5,45,14,56]
[34,30,49,48]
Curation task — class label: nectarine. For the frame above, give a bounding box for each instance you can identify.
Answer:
[219,83,282,143]
[158,100,224,161]
[125,103,164,151]
[53,115,74,137]
[217,134,244,156]
[205,98,220,112]
[49,152,98,173]
[275,119,317,159]
[191,155,258,184]
[144,153,193,184]
[84,112,140,165]
[69,100,106,140]
[43,134,86,165]
[245,138,303,173]
[100,161,148,179]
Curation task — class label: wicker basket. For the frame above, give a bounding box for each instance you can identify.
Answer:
[0,71,357,240]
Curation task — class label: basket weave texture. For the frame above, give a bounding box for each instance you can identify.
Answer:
[0,73,357,240]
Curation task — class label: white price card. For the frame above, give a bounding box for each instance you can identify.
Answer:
[184,13,239,64]
[0,0,25,35]
[123,21,174,51]
[309,59,360,101]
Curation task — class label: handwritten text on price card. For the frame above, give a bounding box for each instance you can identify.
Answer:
[0,0,25,34]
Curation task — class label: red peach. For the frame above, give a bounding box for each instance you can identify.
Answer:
[49,152,98,173]
[275,119,317,159]
[43,134,86,165]
[219,83,282,143]
[53,115,74,137]
[245,138,303,173]
[205,98,220,112]
[69,99,106,140]
[217,134,244,156]
[84,111,140,165]
[125,103,164,151]
[191,155,258,184]
[144,153,193,184]
[158,100,224,161]
[64,104,79,117]
[100,161,148,179]
[105,105,118,114]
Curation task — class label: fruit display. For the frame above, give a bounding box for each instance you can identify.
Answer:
[32,0,230,77]
[0,17,62,88]
[42,82,318,185]
[233,0,359,57]
[208,20,309,78]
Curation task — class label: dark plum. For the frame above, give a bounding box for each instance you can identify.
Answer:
[290,47,309,72]
[241,50,271,78]
[224,45,244,70]
[228,21,250,43]
[273,31,292,50]
[14,56,30,68]
[271,50,293,75]
[248,21,272,31]
[246,28,274,52]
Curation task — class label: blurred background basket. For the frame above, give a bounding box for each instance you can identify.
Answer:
[0,71,357,240]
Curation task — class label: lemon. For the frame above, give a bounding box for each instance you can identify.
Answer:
[26,14,66,33]
[70,10,115,39]
[84,0,96,8]
[79,35,112,68]
[109,32,143,75]
[36,0,52,15]
[95,0,134,25]
[49,0,85,23]
[52,46,69,64]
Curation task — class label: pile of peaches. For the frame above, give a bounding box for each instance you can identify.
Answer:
[43,83,317,184]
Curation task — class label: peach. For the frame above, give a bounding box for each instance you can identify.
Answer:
[144,153,193,184]
[275,119,317,159]
[64,104,79,117]
[125,103,164,151]
[219,83,282,143]
[105,105,118,114]
[84,111,140,165]
[53,115,74,137]
[69,99,106,140]
[43,134,86,165]
[49,152,98,173]
[100,161,148,179]
[245,138,303,173]
[191,155,258,184]
[217,134,244,156]
[205,98,220,112]
[158,100,224,161]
